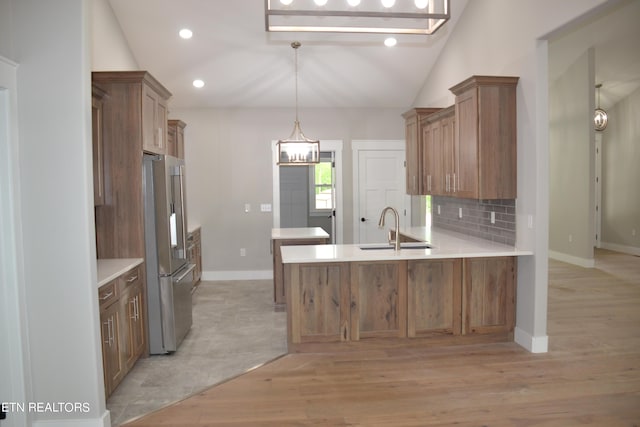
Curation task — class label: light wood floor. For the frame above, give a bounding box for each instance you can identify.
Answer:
[123,250,640,426]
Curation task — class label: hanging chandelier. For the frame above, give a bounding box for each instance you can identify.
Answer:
[277,41,320,165]
[594,83,608,132]
[265,0,450,36]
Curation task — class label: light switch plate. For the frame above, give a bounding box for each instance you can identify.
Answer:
[260,203,272,212]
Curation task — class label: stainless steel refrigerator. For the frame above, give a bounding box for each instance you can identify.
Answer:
[143,154,195,354]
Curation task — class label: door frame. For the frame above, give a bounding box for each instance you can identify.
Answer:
[352,140,410,244]
[0,55,30,427]
[272,140,344,244]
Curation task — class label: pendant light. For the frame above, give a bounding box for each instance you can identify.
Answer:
[277,41,320,165]
[594,83,608,131]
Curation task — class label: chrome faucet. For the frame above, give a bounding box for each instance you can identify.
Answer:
[378,206,401,251]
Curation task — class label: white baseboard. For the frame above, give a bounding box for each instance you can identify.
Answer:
[548,250,595,268]
[600,241,640,256]
[514,327,548,353]
[201,270,273,281]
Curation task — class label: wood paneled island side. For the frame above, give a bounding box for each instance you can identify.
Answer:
[281,228,531,352]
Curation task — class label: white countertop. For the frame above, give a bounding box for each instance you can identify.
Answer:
[272,227,330,240]
[97,258,144,289]
[280,228,532,264]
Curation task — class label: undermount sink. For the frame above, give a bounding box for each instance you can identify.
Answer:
[359,242,433,250]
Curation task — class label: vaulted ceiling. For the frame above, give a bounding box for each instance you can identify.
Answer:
[108,0,640,110]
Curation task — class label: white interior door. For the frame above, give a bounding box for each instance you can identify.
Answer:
[356,146,408,244]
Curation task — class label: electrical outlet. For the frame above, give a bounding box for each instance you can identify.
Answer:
[240,248,246,257]
[568,234,573,243]
[437,205,441,215]
[244,203,250,213]
[490,211,496,224]
[528,215,533,229]
[458,207,463,219]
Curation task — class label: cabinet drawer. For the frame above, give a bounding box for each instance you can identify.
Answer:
[122,265,142,289]
[98,280,118,309]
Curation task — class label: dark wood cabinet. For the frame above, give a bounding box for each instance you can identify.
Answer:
[167,119,186,159]
[463,257,516,335]
[450,76,519,199]
[92,71,171,260]
[286,262,350,344]
[272,236,329,310]
[98,264,146,398]
[402,108,442,195]
[350,261,407,340]
[421,106,455,196]
[285,256,516,350]
[407,258,462,337]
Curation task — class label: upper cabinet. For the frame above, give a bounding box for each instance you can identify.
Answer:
[92,71,172,259]
[167,119,186,159]
[403,75,518,200]
[421,106,455,196]
[402,108,442,195]
[142,83,169,155]
[450,76,519,200]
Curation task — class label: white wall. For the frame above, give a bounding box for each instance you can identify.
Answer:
[548,49,596,267]
[411,0,609,352]
[601,86,640,254]
[171,107,405,279]
[2,0,109,425]
[91,0,138,70]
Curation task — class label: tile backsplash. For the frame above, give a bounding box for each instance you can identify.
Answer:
[431,196,516,246]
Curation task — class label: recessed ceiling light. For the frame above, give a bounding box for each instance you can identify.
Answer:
[347,0,361,6]
[314,0,328,6]
[280,0,293,4]
[414,0,429,9]
[179,28,193,39]
[192,79,205,88]
[384,37,397,47]
[381,0,396,8]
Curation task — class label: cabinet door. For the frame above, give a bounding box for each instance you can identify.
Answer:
[463,257,516,335]
[100,302,123,397]
[404,113,421,195]
[441,113,456,195]
[423,119,446,196]
[454,88,479,199]
[286,263,350,344]
[408,259,462,337]
[120,266,145,368]
[142,84,167,155]
[350,261,407,340]
[123,283,145,368]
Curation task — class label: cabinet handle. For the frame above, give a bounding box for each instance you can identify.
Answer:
[126,275,138,283]
[100,291,113,301]
[104,318,114,347]
[453,173,456,192]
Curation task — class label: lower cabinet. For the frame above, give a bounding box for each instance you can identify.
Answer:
[286,262,350,344]
[99,285,123,397]
[407,258,462,337]
[350,261,407,340]
[99,263,146,398]
[286,256,516,349]
[187,227,202,289]
[463,257,516,335]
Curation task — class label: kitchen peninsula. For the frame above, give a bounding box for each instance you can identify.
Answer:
[281,228,532,352]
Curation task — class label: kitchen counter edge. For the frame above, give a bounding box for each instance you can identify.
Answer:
[280,228,532,264]
[97,258,144,289]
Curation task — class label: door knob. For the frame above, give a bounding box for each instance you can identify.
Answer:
[361,217,367,222]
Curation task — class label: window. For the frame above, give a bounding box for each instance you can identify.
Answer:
[309,158,333,214]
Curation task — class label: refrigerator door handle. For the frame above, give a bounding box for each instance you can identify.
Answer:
[175,263,196,283]
[178,164,187,257]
